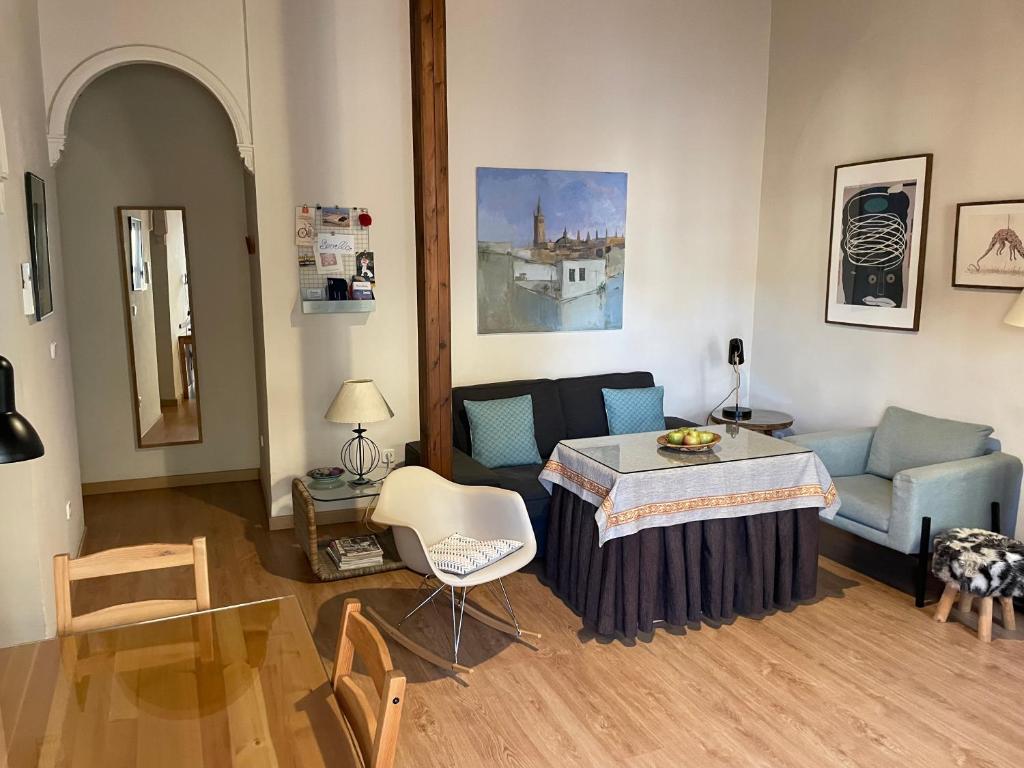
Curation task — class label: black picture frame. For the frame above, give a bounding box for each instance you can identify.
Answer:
[952,199,1024,290]
[24,172,53,321]
[824,154,933,332]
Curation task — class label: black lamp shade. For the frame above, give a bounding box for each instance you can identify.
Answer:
[0,356,44,464]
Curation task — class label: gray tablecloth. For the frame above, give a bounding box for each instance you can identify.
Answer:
[540,435,839,545]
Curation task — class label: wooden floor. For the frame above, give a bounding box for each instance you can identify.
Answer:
[77,481,1024,768]
[140,399,199,445]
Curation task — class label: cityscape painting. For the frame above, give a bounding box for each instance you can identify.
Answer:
[476,167,627,333]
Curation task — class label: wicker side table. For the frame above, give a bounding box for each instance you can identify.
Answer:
[292,478,404,581]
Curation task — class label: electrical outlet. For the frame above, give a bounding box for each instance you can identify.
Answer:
[382,448,396,464]
[65,500,72,521]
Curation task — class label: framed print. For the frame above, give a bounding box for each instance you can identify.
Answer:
[128,215,148,291]
[952,199,1024,290]
[24,172,53,320]
[825,154,932,331]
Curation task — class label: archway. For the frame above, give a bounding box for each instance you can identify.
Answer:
[46,45,254,172]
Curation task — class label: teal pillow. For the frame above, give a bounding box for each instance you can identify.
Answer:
[866,406,993,479]
[602,386,665,435]
[464,395,543,469]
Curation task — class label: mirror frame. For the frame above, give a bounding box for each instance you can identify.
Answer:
[114,205,203,449]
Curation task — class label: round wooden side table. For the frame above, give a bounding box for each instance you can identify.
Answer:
[710,408,794,435]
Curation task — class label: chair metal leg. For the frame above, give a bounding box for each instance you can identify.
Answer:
[496,578,522,638]
[397,582,446,628]
[915,516,932,608]
[450,586,467,664]
[991,501,1001,535]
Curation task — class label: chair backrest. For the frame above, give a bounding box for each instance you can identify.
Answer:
[332,598,405,768]
[53,536,210,636]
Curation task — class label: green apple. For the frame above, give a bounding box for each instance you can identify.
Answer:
[698,431,716,444]
[666,430,685,445]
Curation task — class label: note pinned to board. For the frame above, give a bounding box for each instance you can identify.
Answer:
[316,232,355,274]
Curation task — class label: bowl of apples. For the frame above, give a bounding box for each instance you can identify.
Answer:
[657,427,721,453]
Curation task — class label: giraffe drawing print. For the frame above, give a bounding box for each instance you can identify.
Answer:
[953,200,1024,289]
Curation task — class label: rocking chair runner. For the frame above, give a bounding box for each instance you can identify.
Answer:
[367,466,539,673]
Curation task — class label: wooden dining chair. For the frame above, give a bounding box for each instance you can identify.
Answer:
[333,598,406,768]
[53,537,210,636]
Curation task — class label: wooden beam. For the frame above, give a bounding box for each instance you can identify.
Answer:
[410,0,453,479]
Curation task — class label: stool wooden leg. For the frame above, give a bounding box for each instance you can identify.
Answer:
[959,591,974,614]
[978,597,993,642]
[999,597,1016,631]
[934,582,959,623]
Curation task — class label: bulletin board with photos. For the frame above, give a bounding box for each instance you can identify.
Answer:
[295,204,376,311]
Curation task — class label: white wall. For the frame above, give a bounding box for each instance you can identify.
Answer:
[751,0,1024,535]
[0,0,85,645]
[447,0,771,420]
[121,210,162,433]
[165,210,190,399]
[57,64,260,482]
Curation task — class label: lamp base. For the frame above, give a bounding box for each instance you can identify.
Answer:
[721,406,753,421]
[340,425,382,485]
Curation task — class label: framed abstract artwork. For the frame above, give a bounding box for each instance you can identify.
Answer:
[825,154,932,331]
[24,172,53,320]
[952,200,1024,290]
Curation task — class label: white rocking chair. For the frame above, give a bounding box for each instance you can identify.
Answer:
[366,466,539,674]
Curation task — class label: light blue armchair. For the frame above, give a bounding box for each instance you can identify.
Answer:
[786,406,1022,606]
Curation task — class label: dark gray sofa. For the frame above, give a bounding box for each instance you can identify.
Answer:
[405,371,695,555]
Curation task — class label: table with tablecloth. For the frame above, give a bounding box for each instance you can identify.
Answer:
[539,426,840,639]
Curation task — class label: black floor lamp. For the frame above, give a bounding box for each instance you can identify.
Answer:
[0,356,45,464]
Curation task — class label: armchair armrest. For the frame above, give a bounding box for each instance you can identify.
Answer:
[665,415,698,429]
[888,452,1023,554]
[404,440,503,487]
[784,427,875,477]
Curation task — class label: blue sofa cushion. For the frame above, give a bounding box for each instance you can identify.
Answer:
[834,474,894,533]
[866,406,994,480]
[464,395,543,469]
[602,386,665,435]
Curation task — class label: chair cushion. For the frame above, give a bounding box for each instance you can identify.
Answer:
[866,406,994,480]
[453,379,566,459]
[602,386,665,435]
[557,371,656,439]
[463,395,543,469]
[493,464,548,502]
[428,533,524,576]
[833,474,894,533]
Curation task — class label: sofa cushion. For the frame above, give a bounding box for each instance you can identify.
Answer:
[866,406,994,480]
[557,371,656,439]
[493,464,549,502]
[834,474,894,533]
[463,395,543,469]
[602,386,665,435]
[453,379,566,459]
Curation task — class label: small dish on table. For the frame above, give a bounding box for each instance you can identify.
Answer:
[308,466,344,489]
[657,429,721,453]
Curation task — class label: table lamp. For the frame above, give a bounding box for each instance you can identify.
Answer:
[1004,291,1024,327]
[721,337,752,421]
[325,379,393,485]
[0,355,44,464]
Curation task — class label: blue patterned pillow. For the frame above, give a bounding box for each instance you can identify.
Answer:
[464,395,543,469]
[602,386,665,435]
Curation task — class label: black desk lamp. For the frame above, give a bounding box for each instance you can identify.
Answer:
[0,356,45,464]
[721,338,752,421]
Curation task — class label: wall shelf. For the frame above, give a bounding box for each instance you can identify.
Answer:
[301,300,375,315]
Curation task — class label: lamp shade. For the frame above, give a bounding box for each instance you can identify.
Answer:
[325,379,394,425]
[1004,290,1024,328]
[0,356,45,464]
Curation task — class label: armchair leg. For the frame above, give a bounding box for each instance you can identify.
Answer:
[915,516,932,608]
[991,502,1001,535]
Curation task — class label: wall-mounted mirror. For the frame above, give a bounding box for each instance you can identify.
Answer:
[116,207,202,447]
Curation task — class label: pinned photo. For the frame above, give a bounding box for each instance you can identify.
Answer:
[320,206,351,229]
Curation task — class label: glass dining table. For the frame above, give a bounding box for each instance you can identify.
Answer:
[0,595,361,767]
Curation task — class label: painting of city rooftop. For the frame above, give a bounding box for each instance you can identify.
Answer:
[477,167,627,333]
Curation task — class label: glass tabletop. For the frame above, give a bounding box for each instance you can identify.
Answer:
[711,408,794,428]
[560,425,809,474]
[299,472,383,502]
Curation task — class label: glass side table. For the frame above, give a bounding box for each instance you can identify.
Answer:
[297,473,382,503]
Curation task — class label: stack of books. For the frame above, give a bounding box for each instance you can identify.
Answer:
[325,535,384,572]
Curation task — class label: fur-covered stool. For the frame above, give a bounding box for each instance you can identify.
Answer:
[932,528,1023,642]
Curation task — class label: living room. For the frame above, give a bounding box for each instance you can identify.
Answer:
[0,1,1022,766]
